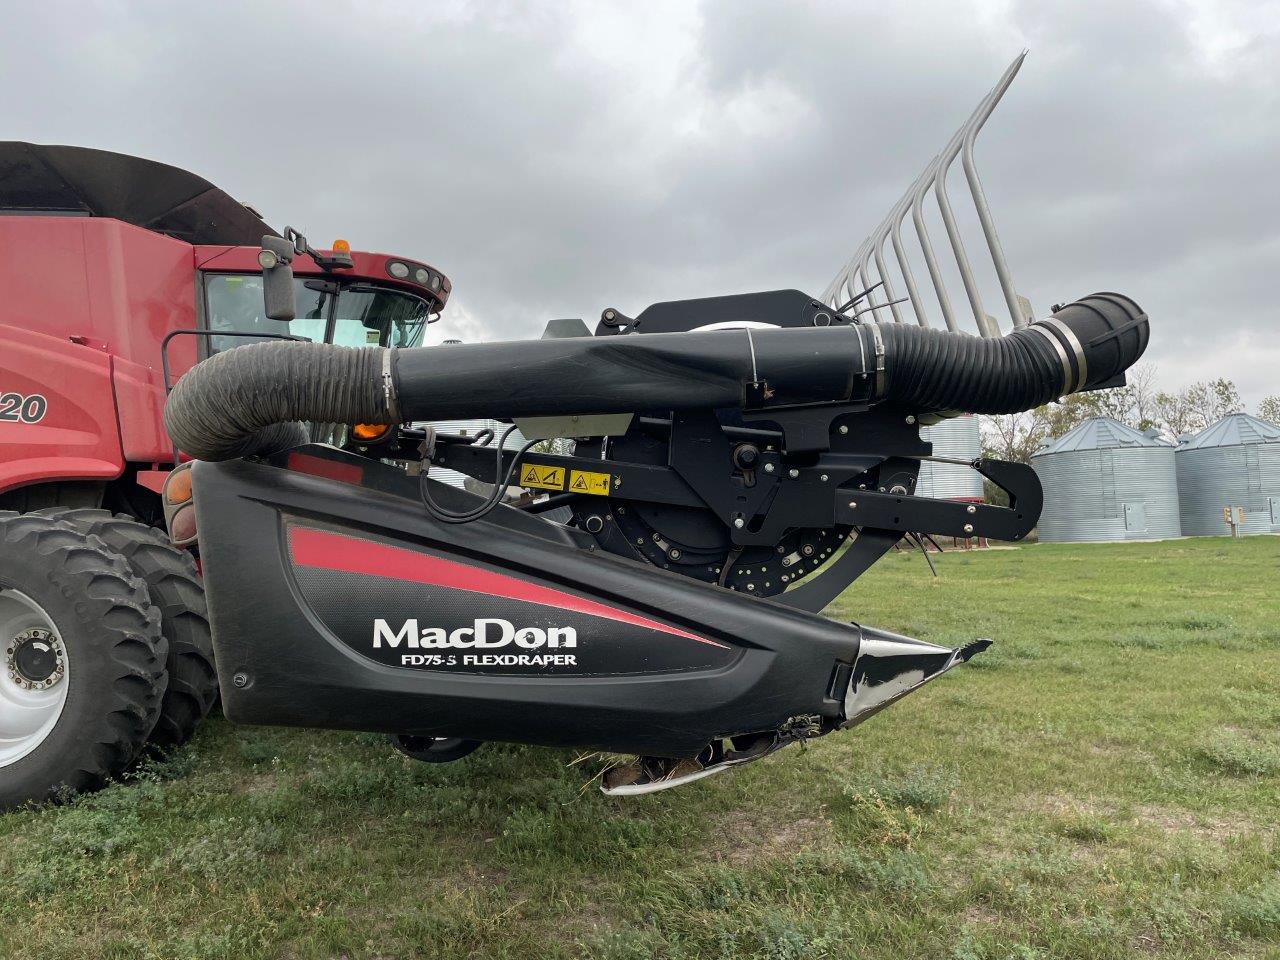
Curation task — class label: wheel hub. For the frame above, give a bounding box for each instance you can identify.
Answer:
[1,587,72,768]
[8,629,64,690]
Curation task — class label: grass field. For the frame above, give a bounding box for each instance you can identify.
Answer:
[1,536,1278,959]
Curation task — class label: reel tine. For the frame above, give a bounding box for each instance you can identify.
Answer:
[889,171,932,327]
[871,238,904,323]
[963,52,1029,329]
[911,153,960,331]
[827,53,1028,339]
[934,66,1008,337]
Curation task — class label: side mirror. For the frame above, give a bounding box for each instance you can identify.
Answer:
[259,235,296,322]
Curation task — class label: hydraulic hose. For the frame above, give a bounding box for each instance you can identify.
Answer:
[164,292,1146,462]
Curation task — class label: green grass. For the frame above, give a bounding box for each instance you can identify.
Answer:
[2,536,1278,959]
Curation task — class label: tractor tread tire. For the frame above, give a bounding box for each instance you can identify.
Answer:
[33,508,217,751]
[0,512,166,808]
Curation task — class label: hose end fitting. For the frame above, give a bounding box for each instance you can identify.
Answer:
[1034,292,1149,395]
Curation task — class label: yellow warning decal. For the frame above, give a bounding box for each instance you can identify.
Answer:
[569,469,612,496]
[519,463,565,491]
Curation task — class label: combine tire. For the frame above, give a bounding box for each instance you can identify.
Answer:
[0,513,167,808]
[35,509,217,751]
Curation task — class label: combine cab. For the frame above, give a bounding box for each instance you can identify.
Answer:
[0,143,448,806]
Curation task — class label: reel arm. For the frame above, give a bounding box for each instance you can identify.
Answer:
[427,415,1041,605]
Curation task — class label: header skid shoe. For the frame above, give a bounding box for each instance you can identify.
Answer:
[600,629,991,795]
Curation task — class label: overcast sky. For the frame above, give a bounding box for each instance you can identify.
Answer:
[5,0,1277,406]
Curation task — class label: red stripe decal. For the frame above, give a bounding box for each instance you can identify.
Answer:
[288,527,728,649]
[286,452,364,485]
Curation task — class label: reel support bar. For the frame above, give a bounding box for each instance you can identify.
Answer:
[823,53,1028,338]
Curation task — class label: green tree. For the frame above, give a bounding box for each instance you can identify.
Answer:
[1154,378,1242,437]
[979,363,1162,464]
[1259,395,1280,425]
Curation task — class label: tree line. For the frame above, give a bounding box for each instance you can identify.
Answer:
[981,364,1280,463]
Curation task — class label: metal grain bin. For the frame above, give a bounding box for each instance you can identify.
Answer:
[916,415,984,501]
[1031,417,1180,542]
[1176,413,1280,536]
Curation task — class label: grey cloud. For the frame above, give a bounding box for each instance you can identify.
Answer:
[4,0,1276,403]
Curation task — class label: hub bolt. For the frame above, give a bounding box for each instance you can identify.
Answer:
[839,425,849,435]
[788,469,800,479]
[733,444,761,470]
[763,463,775,473]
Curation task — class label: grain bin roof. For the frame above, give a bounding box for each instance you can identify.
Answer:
[1034,417,1171,457]
[1178,413,1280,450]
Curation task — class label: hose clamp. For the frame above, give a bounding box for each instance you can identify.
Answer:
[381,349,399,421]
[851,323,868,397]
[1027,325,1073,396]
[1035,318,1088,394]
[868,323,886,396]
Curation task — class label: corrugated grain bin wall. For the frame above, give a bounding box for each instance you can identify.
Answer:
[916,415,984,500]
[1031,418,1181,542]
[1176,414,1280,536]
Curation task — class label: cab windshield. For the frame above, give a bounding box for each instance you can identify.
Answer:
[203,274,430,354]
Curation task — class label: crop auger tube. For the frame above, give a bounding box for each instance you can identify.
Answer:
[164,292,1147,462]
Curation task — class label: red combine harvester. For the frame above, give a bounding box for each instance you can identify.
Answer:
[0,142,448,805]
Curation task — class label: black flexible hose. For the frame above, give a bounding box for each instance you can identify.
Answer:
[876,292,1148,413]
[163,292,1147,462]
[163,341,393,462]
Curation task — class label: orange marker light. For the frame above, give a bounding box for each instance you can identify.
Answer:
[164,467,194,505]
[331,238,351,254]
[352,423,389,442]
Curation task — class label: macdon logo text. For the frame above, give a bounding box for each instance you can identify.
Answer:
[373,618,577,650]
